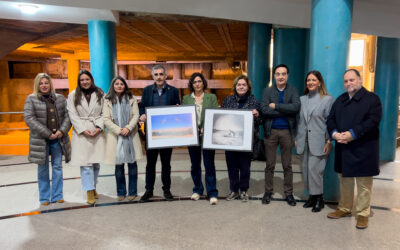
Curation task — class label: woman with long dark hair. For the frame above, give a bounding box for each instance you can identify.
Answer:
[24,73,71,205]
[67,70,105,205]
[103,76,143,201]
[296,70,334,212]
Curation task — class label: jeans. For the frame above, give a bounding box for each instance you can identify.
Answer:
[188,146,218,198]
[115,162,138,196]
[145,148,172,191]
[80,163,100,191]
[37,139,63,203]
[225,151,251,193]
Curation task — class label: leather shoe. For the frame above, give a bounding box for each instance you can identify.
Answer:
[312,195,324,212]
[303,195,315,208]
[327,210,352,219]
[356,215,369,229]
[261,192,272,204]
[163,190,174,201]
[140,190,153,202]
[286,194,296,206]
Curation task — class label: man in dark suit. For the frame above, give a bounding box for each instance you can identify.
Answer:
[326,69,382,229]
[139,64,180,201]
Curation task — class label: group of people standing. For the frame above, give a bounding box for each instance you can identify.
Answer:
[24,63,382,229]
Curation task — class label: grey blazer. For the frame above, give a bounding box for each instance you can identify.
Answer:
[296,94,334,156]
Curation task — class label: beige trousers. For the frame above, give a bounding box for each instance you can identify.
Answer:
[338,174,373,217]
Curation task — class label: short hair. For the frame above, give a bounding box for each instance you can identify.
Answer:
[303,70,329,96]
[345,68,361,78]
[188,72,208,93]
[273,64,290,75]
[105,76,133,104]
[152,64,166,75]
[233,75,252,95]
[33,73,55,98]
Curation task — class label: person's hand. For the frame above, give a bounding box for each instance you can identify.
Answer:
[120,128,130,136]
[83,130,92,137]
[54,130,63,139]
[340,131,354,143]
[252,109,259,117]
[49,133,57,140]
[139,114,146,122]
[91,128,102,137]
[323,141,332,155]
[269,103,276,109]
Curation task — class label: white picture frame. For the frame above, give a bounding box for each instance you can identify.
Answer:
[145,105,199,149]
[202,108,254,151]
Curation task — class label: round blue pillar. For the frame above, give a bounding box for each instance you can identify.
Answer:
[374,37,400,162]
[273,28,307,95]
[248,23,271,101]
[309,0,353,201]
[88,20,117,92]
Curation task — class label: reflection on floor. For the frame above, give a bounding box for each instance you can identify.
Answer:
[0,149,400,249]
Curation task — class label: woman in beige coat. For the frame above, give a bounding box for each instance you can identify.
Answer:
[103,76,143,201]
[67,70,105,205]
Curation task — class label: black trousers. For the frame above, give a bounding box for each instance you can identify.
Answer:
[145,148,173,191]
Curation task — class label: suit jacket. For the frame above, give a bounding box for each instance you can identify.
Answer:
[139,82,180,115]
[182,92,218,129]
[327,87,382,177]
[260,84,300,137]
[296,94,334,156]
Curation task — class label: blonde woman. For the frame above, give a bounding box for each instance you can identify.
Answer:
[103,76,143,201]
[24,73,71,205]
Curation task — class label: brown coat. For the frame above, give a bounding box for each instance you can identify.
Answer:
[24,93,72,164]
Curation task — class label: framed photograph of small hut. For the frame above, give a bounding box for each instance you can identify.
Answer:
[202,108,254,151]
[145,105,199,149]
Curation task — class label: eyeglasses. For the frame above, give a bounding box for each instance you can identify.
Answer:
[193,80,203,84]
[154,73,164,77]
[274,72,287,77]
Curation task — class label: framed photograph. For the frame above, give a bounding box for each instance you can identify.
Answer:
[145,105,199,149]
[202,108,254,151]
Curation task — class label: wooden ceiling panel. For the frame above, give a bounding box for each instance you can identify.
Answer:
[3,13,249,61]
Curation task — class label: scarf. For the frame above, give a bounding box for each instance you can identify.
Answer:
[112,96,136,164]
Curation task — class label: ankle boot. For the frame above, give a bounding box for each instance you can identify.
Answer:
[312,195,324,212]
[303,195,315,208]
[87,190,96,205]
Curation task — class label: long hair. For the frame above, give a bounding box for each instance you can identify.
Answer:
[303,70,329,96]
[33,73,55,98]
[233,74,252,95]
[74,70,104,107]
[105,76,132,104]
[188,72,208,93]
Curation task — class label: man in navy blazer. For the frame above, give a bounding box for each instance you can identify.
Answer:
[326,69,382,229]
[139,64,180,202]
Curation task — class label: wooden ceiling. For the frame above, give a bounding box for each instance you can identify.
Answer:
[1,12,249,62]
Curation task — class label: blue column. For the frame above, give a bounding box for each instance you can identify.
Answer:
[273,28,307,95]
[248,23,271,101]
[88,20,117,92]
[374,37,400,162]
[309,0,353,201]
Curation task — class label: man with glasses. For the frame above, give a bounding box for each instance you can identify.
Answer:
[260,64,300,206]
[139,64,180,202]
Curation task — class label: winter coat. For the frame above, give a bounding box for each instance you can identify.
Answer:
[326,87,382,177]
[24,93,71,164]
[67,90,105,166]
[103,97,143,165]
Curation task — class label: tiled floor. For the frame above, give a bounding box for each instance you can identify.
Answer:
[0,149,399,249]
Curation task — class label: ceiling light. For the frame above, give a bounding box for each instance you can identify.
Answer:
[17,4,39,14]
